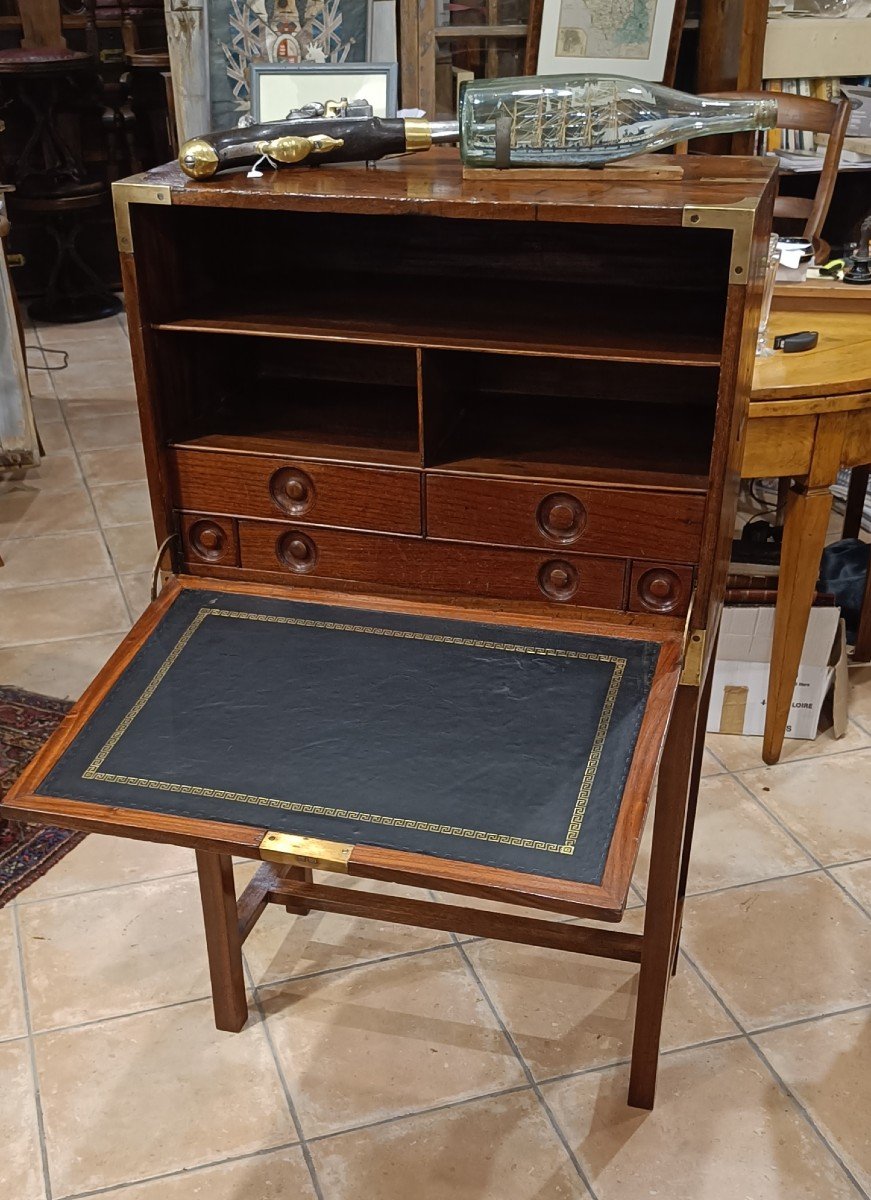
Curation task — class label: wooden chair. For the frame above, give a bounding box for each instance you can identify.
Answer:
[119,0,170,71]
[703,90,851,263]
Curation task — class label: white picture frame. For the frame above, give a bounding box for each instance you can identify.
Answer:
[535,0,681,82]
[250,62,398,122]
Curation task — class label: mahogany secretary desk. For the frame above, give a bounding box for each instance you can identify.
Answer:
[2,152,775,1109]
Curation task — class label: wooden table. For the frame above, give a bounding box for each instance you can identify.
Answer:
[744,308,871,764]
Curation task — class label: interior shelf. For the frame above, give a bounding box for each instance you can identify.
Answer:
[430,395,713,491]
[420,351,717,491]
[157,334,421,468]
[153,289,723,369]
[171,424,421,470]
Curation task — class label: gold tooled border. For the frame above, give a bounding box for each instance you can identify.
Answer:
[83,607,626,855]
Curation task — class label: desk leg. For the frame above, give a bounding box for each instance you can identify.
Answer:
[670,637,716,976]
[628,684,699,1109]
[196,851,248,1032]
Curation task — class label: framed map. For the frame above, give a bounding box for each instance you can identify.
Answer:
[533,0,683,82]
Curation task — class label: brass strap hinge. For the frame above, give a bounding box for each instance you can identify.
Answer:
[682,196,757,285]
[259,832,353,873]
[680,628,707,688]
[112,174,172,254]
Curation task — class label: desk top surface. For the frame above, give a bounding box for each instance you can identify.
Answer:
[129,150,776,225]
[751,309,871,403]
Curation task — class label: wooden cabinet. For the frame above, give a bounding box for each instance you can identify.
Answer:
[2,153,776,1111]
[111,155,778,625]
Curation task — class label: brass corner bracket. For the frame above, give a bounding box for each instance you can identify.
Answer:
[259,832,353,873]
[112,174,172,254]
[682,197,757,285]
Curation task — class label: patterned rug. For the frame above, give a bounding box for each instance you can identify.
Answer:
[0,686,82,907]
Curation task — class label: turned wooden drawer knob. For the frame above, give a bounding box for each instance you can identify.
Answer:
[270,467,315,516]
[637,567,683,613]
[537,493,587,544]
[276,530,318,573]
[538,559,579,601]
[189,519,226,561]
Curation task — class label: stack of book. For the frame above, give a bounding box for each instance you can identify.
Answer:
[765,77,871,168]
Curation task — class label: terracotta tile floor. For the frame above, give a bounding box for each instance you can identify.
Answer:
[2,315,871,1199]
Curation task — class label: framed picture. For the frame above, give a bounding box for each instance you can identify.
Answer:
[204,0,374,129]
[525,0,685,85]
[250,61,398,121]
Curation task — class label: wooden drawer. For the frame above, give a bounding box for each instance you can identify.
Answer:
[168,448,421,535]
[425,474,704,562]
[238,521,626,609]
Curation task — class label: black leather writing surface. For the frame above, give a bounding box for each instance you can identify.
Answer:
[40,589,661,885]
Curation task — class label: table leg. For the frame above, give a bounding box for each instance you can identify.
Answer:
[775,477,791,527]
[763,484,833,764]
[196,850,248,1032]
[854,545,871,663]
[843,465,869,541]
[763,412,847,765]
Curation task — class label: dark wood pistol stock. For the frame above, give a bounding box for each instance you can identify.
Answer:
[179,117,458,179]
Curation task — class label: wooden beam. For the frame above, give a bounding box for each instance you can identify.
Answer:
[265,879,643,962]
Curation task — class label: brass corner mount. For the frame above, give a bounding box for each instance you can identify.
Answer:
[682,197,757,285]
[112,175,172,253]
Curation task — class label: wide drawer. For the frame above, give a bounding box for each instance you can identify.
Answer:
[426,474,704,562]
[238,520,626,609]
[167,447,422,535]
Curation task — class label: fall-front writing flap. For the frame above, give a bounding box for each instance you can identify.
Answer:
[23,584,667,888]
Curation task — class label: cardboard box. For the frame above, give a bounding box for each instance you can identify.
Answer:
[708,606,848,740]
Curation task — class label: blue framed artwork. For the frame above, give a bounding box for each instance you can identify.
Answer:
[207,0,372,128]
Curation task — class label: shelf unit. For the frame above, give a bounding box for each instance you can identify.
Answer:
[122,156,774,621]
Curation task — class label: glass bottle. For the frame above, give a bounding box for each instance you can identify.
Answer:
[757,234,782,357]
[458,75,777,168]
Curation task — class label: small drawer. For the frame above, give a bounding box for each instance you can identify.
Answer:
[426,474,704,562]
[628,562,694,616]
[168,448,421,535]
[179,512,239,568]
[238,521,626,609]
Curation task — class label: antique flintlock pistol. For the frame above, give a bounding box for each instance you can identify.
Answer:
[179,99,458,180]
[179,77,776,180]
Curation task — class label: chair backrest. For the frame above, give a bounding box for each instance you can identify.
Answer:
[119,0,168,58]
[702,89,852,262]
[19,0,67,52]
